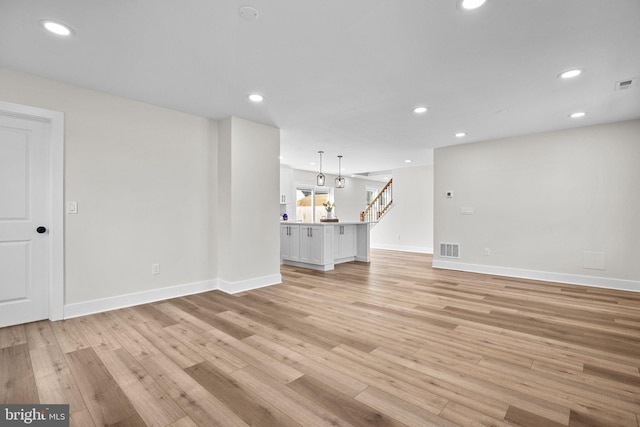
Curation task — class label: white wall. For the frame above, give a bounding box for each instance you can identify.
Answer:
[218,117,281,287]
[0,67,281,313]
[0,68,213,304]
[370,165,434,253]
[291,169,381,222]
[208,119,220,279]
[434,119,640,290]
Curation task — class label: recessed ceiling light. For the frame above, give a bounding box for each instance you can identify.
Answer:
[559,69,582,79]
[248,94,264,102]
[459,0,487,10]
[41,20,74,36]
[569,111,586,118]
[278,156,283,160]
[404,160,412,163]
[310,162,316,166]
[455,132,467,138]
[413,106,428,114]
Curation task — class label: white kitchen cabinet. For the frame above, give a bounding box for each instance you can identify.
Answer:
[279,165,294,204]
[280,224,299,261]
[279,165,295,221]
[333,224,357,261]
[280,222,370,271]
[299,225,324,265]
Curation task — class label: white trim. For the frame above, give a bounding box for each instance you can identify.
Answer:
[282,260,335,271]
[49,109,64,320]
[432,260,640,293]
[372,243,434,254]
[334,256,356,264]
[218,274,282,294]
[63,279,219,319]
[0,100,65,321]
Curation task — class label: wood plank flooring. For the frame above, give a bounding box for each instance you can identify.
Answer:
[2,249,640,426]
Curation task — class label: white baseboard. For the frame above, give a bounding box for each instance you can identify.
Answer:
[218,274,282,294]
[63,273,283,319]
[63,279,218,319]
[432,260,640,293]
[371,243,434,254]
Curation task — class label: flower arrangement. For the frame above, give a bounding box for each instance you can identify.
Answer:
[323,201,335,212]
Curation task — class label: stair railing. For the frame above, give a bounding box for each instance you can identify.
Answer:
[360,178,393,222]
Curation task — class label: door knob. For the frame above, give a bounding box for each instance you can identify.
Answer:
[36,226,47,234]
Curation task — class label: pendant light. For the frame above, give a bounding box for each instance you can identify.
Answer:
[335,155,345,188]
[316,151,325,186]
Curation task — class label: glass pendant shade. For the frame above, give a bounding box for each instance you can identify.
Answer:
[335,155,345,188]
[316,151,325,186]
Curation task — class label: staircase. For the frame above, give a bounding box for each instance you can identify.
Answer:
[360,178,393,223]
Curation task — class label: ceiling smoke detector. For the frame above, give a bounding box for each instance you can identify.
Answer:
[239,6,259,20]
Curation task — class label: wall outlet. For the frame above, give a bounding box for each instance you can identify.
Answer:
[484,248,491,256]
[151,264,160,275]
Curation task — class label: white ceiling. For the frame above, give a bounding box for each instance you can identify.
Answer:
[1,0,639,177]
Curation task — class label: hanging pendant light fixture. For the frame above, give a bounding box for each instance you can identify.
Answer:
[316,151,325,186]
[335,155,345,188]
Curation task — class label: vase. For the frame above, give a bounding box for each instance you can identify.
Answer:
[326,211,334,219]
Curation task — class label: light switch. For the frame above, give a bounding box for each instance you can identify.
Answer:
[460,207,474,215]
[67,201,78,214]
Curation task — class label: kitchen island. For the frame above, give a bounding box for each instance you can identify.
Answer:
[280,222,371,271]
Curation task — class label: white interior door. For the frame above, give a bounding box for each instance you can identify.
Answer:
[0,113,51,327]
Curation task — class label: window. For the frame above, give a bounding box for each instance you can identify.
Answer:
[296,186,333,223]
[366,187,380,206]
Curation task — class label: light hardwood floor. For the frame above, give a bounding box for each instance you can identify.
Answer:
[2,250,640,426]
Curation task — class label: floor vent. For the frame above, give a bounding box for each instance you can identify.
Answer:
[439,243,460,258]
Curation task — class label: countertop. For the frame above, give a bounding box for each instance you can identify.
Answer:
[280,221,372,226]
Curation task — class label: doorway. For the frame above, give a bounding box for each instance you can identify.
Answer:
[0,100,64,327]
[295,186,332,223]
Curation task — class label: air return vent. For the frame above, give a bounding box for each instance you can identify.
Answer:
[439,243,460,258]
[615,78,636,91]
